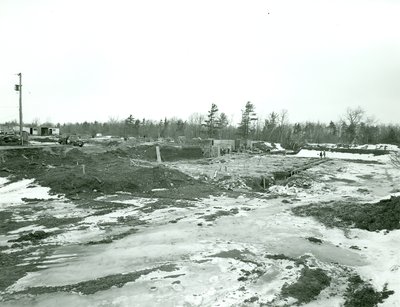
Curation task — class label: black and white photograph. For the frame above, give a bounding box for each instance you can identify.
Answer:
[0,0,399,306]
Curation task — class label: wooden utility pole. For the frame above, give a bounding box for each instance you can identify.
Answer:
[17,73,23,145]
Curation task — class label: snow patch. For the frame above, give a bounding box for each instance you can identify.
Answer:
[0,179,54,208]
[296,149,390,162]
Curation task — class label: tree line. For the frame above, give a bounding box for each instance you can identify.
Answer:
[2,103,399,149]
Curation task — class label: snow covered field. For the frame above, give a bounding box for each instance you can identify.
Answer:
[0,152,399,306]
[296,149,391,163]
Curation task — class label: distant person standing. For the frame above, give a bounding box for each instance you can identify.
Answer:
[319,151,323,158]
[323,150,326,158]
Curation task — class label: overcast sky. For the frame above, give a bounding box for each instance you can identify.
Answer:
[1,0,400,125]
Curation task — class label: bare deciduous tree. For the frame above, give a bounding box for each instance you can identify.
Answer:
[343,107,365,126]
[341,106,365,143]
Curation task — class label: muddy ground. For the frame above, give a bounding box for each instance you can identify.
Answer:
[0,144,399,306]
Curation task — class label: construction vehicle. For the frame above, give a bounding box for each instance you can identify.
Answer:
[58,135,84,147]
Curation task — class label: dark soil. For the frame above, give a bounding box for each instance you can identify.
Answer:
[244,296,259,303]
[8,230,53,243]
[37,216,83,228]
[265,253,296,261]
[39,164,197,197]
[29,137,58,143]
[281,267,331,304]
[307,237,323,244]
[0,209,76,236]
[203,208,239,221]
[0,251,27,291]
[4,264,177,299]
[344,274,394,307]
[210,249,255,260]
[292,196,400,231]
[0,146,217,200]
[0,211,30,235]
[85,228,141,245]
[0,247,52,293]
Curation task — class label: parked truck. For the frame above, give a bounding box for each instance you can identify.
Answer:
[58,135,84,147]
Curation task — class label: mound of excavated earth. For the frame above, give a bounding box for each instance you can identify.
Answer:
[0,146,216,199]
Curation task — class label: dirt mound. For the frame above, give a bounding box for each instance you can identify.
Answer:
[123,145,157,161]
[292,196,400,231]
[64,148,87,159]
[38,164,196,197]
[134,166,194,188]
[0,146,214,200]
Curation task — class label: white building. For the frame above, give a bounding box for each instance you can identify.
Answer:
[16,126,60,136]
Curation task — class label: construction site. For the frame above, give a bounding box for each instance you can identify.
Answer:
[2,0,400,305]
[0,138,399,307]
